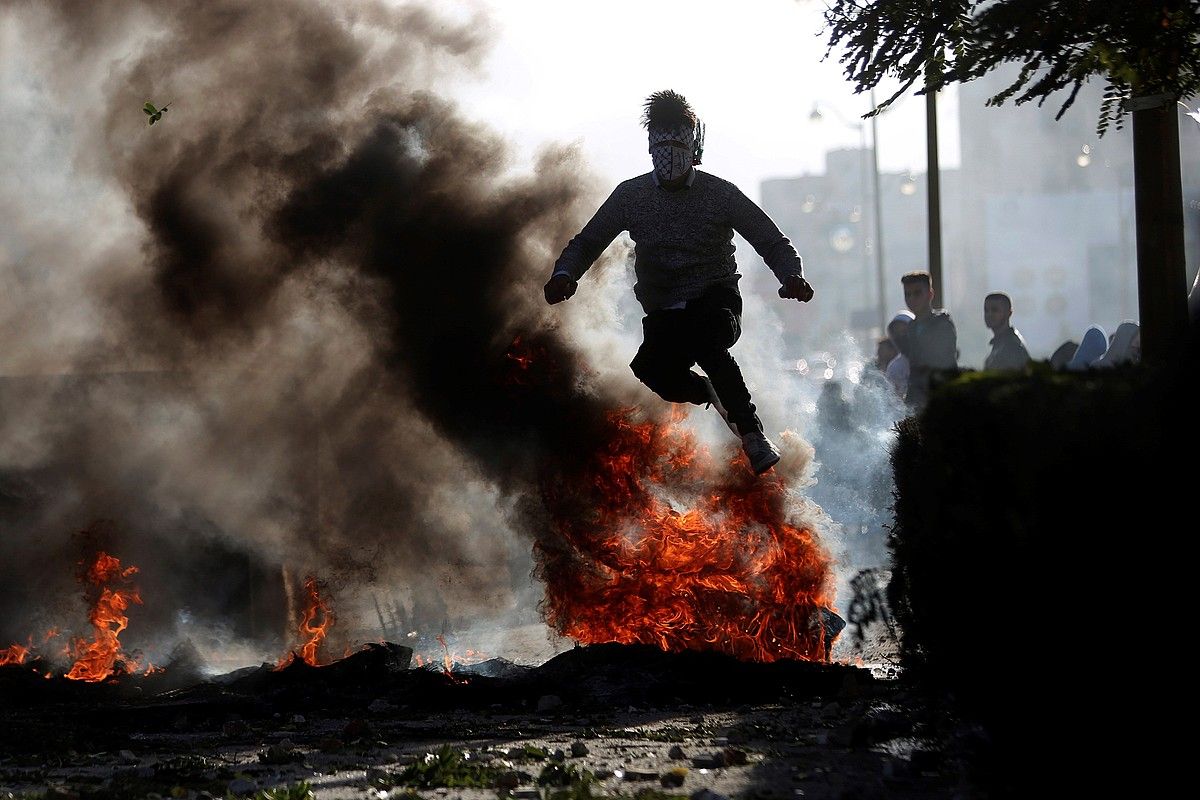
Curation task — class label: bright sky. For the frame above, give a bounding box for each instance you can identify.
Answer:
[444,0,959,202]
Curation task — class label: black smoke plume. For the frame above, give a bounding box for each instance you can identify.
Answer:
[0,0,622,664]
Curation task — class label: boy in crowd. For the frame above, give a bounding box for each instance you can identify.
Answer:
[983,291,1031,371]
[900,272,957,408]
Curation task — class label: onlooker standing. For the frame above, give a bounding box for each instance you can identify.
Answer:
[885,310,914,398]
[982,291,1031,371]
[900,272,957,408]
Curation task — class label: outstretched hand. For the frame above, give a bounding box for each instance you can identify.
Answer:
[778,274,814,302]
[544,273,578,305]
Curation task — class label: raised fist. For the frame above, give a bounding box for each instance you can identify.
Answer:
[778,274,814,302]
[544,273,578,305]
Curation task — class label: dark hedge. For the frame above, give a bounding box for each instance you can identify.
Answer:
[887,338,1194,791]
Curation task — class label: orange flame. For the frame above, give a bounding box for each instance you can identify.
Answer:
[538,408,836,663]
[277,576,334,668]
[65,552,144,682]
[434,633,471,684]
[1,641,31,666]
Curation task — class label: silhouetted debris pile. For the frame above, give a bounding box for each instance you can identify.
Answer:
[0,643,869,752]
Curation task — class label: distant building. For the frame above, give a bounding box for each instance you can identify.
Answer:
[759,65,1200,366]
[757,150,964,358]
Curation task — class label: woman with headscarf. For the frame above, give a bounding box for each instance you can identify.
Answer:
[1092,321,1140,368]
[1050,340,1079,370]
[1066,325,1108,370]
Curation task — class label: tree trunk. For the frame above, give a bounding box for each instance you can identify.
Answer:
[1131,96,1189,363]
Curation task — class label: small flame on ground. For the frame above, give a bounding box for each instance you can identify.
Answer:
[434,633,465,686]
[1,641,31,666]
[276,576,335,668]
[65,552,144,682]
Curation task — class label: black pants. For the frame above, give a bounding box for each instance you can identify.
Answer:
[629,286,761,435]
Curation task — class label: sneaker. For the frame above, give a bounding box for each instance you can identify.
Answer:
[701,377,740,437]
[741,430,781,475]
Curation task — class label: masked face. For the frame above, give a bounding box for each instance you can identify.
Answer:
[648,123,696,183]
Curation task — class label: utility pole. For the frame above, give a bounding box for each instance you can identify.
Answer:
[870,88,886,330]
[926,90,944,308]
[809,101,879,333]
[811,97,888,332]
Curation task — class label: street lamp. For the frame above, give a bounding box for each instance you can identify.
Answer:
[809,92,887,333]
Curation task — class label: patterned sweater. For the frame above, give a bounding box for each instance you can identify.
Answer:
[552,170,803,312]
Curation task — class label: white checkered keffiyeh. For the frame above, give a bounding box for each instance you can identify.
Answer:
[648,122,696,182]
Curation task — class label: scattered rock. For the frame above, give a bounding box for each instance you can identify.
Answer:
[44,787,80,800]
[366,767,394,786]
[368,698,394,714]
[258,744,303,765]
[495,771,522,790]
[222,720,250,738]
[621,769,658,782]
[691,790,731,800]
[290,714,306,724]
[570,741,589,757]
[668,745,688,760]
[343,718,373,740]
[536,695,563,713]
[661,767,688,787]
[118,749,138,764]
[692,753,721,769]
[227,777,257,796]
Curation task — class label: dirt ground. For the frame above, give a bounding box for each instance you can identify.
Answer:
[0,690,978,800]
[0,633,991,800]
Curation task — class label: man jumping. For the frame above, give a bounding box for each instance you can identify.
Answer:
[544,90,813,475]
